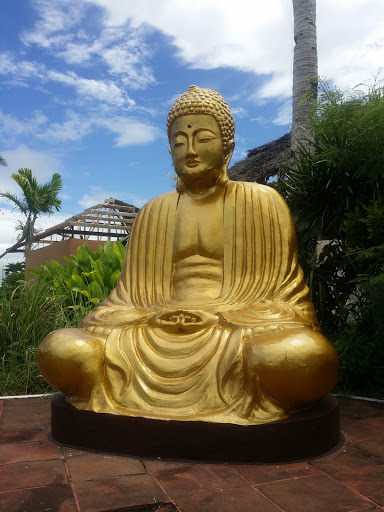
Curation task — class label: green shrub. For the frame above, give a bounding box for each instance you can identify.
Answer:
[281,78,384,398]
[30,240,125,317]
[0,240,125,396]
[0,280,80,395]
[0,261,25,295]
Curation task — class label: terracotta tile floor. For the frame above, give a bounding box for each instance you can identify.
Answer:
[1,396,384,512]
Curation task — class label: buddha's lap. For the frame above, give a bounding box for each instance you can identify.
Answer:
[37,325,337,402]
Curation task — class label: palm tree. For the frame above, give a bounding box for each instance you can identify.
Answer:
[292,0,318,153]
[0,156,7,166]
[0,168,62,259]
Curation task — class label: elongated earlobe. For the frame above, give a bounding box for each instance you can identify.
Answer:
[225,140,235,164]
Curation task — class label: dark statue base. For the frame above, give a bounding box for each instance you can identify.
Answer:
[51,393,342,463]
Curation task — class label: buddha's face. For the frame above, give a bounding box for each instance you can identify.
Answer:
[169,114,225,186]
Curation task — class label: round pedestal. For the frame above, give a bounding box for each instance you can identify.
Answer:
[51,394,342,463]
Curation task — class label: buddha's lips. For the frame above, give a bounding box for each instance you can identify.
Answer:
[186,160,200,167]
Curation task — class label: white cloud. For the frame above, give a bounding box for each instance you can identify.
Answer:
[37,111,93,143]
[273,100,292,126]
[0,209,24,251]
[0,110,49,145]
[0,145,63,195]
[78,186,148,209]
[0,54,135,108]
[97,118,160,147]
[21,0,85,47]
[90,0,294,99]
[0,111,160,147]
[19,0,156,90]
[230,107,248,119]
[88,0,384,101]
[0,53,43,84]
[46,70,134,107]
[41,112,160,146]
[317,1,384,90]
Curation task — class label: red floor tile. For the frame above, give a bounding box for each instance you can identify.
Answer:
[66,452,145,481]
[176,486,283,512]
[60,445,93,458]
[0,425,49,444]
[1,396,384,512]
[0,440,61,465]
[0,398,51,432]
[1,398,50,418]
[144,458,190,473]
[74,473,169,512]
[363,416,384,433]
[309,443,382,476]
[0,413,50,430]
[153,464,249,499]
[334,465,384,506]
[0,485,77,512]
[0,459,68,492]
[338,399,384,420]
[231,461,322,485]
[257,474,376,512]
[150,506,178,512]
[341,417,384,442]
[353,432,384,463]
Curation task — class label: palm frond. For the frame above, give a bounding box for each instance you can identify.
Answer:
[0,191,27,215]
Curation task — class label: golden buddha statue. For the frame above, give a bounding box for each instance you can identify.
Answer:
[38,85,339,426]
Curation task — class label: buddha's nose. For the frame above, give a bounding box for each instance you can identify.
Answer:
[186,139,198,158]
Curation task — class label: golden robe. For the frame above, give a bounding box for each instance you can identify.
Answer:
[80,182,321,424]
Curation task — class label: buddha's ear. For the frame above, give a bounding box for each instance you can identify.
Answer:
[168,146,172,155]
[225,140,235,165]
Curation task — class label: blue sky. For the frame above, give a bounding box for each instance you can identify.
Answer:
[1,0,384,272]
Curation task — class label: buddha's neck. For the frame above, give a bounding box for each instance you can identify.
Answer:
[181,183,226,202]
[180,170,227,197]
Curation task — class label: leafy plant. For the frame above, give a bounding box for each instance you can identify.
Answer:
[0,261,25,295]
[0,279,82,395]
[0,240,126,396]
[281,77,384,397]
[30,240,125,316]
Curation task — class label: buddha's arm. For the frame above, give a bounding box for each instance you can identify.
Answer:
[217,302,319,333]
[216,183,320,332]
[80,288,152,337]
[81,196,170,337]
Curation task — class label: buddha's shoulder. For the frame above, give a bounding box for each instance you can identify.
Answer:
[139,191,178,211]
[228,181,285,201]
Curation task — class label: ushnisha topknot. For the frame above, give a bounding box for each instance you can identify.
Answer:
[167,85,235,151]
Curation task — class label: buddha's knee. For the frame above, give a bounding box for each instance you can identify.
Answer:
[37,328,104,400]
[245,327,339,408]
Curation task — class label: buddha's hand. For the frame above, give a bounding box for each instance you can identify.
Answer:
[148,309,219,332]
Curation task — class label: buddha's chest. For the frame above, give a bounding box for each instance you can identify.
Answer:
[173,193,224,261]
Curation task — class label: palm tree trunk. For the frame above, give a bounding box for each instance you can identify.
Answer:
[0,236,26,260]
[24,216,37,256]
[292,0,318,153]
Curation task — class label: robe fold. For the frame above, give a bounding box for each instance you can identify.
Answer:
[81,182,320,424]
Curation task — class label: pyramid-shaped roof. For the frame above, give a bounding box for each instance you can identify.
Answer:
[9,198,140,254]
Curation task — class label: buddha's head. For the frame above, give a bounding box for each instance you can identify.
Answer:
[167,85,235,193]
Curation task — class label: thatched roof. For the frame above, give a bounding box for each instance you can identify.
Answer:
[228,133,293,184]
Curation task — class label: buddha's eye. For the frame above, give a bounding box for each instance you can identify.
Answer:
[198,138,213,143]
[172,137,185,148]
